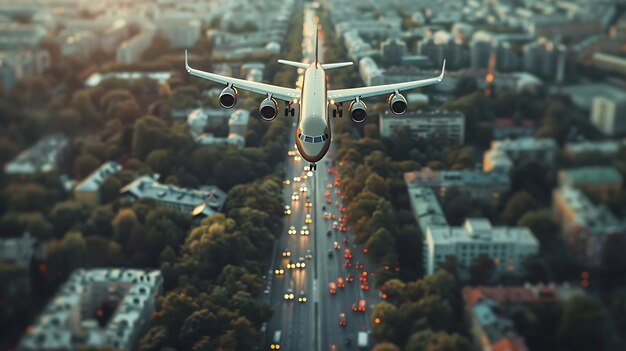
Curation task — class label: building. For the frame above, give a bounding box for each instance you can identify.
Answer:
[590,94,626,136]
[404,167,510,207]
[462,283,583,351]
[116,27,156,64]
[358,57,384,86]
[120,175,227,219]
[84,71,171,88]
[379,110,465,145]
[18,269,163,351]
[553,185,626,267]
[228,109,250,136]
[380,37,406,66]
[0,49,51,80]
[74,162,122,205]
[0,231,36,269]
[0,22,46,49]
[523,38,565,79]
[483,137,557,173]
[100,19,130,54]
[493,118,534,140]
[406,184,538,276]
[558,167,623,201]
[59,30,98,58]
[423,217,538,276]
[564,139,626,158]
[418,31,463,68]
[593,52,626,76]
[4,134,69,175]
[195,133,245,148]
[156,18,201,49]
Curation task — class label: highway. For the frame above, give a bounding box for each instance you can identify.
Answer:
[263,4,380,350]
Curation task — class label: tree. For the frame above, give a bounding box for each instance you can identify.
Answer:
[114,99,142,124]
[372,342,400,351]
[153,291,199,333]
[502,191,541,225]
[365,228,396,259]
[131,115,168,160]
[138,326,173,351]
[74,153,101,179]
[557,294,606,351]
[84,236,122,267]
[179,309,219,349]
[50,200,91,235]
[0,137,18,165]
[365,173,390,199]
[57,108,83,136]
[470,254,495,284]
[112,208,139,247]
[146,149,174,176]
[70,89,102,127]
[3,183,50,212]
[517,210,559,249]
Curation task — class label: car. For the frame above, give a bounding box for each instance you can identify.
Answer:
[359,273,368,282]
[284,205,291,215]
[333,241,341,250]
[323,212,330,219]
[299,186,308,193]
[291,192,300,201]
[355,262,364,269]
[360,283,370,291]
[330,213,337,219]
[284,288,295,300]
[286,260,295,269]
[335,189,340,194]
[327,183,333,189]
[282,249,291,257]
[326,230,332,237]
[298,291,307,303]
[328,249,333,257]
[338,225,348,232]
[342,237,349,243]
[295,257,306,269]
[332,221,338,230]
[300,225,310,236]
[288,150,296,156]
[294,155,301,162]
[341,194,347,199]
[345,338,352,346]
[344,260,352,267]
[274,268,285,275]
[305,249,313,259]
[305,213,312,224]
[306,200,312,208]
[326,197,332,204]
[283,179,291,185]
[325,190,331,197]
[337,277,345,288]
[353,299,366,312]
[293,176,301,182]
[345,275,354,283]
[288,226,297,235]
[339,207,346,212]
[322,205,326,211]
[344,248,352,259]
[329,282,337,294]
[339,216,345,223]
[339,312,347,326]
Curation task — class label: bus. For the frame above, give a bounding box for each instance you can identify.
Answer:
[270,330,281,349]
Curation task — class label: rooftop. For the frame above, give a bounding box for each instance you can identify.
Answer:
[555,185,625,232]
[427,218,538,246]
[560,166,623,185]
[407,186,448,233]
[404,167,510,187]
[491,136,557,151]
[74,161,122,192]
[4,134,68,175]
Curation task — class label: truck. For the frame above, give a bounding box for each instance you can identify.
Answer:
[357,331,368,348]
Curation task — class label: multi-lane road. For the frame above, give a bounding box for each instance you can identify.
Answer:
[262,5,380,350]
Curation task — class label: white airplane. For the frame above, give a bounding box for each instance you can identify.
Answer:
[185,29,445,171]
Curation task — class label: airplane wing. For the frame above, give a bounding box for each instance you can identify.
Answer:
[327,60,445,103]
[185,51,300,102]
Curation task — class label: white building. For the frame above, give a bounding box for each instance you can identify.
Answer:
[425,218,538,276]
[564,139,626,157]
[59,31,99,58]
[195,133,245,148]
[228,109,250,136]
[18,269,163,351]
[116,27,156,64]
[74,161,122,205]
[483,137,557,173]
[0,49,51,80]
[120,175,227,218]
[590,95,626,136]
[0,231,36,269]
[4,134,68,175]
[418,31,463,68]
[156,18,201,49]
[379,110,465,145]
[407,185,538,276]
[358,56,384,86]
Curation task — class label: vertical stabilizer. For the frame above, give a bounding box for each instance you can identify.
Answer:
[314,27,319,66]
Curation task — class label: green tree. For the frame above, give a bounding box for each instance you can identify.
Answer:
[3,183,50,212]
[138,325,173,351]
[74,153,101,179]
[131,115,168,160]
[112,208,139,247]
[557,294,606,351]
[517,210,559,249]
[84,236,122,267]
[70,89,102,127]
[50,200,91,235]
[502,191,541,225]
[365,173,390,199]
[146,149,174,176]
[57,108,83,136]
[365,228,396,259]
[153,291,199,333]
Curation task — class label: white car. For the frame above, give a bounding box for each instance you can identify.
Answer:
[288,226,297,235]
[284,288,295,300]
[299,186,308,193]
[291,192,300,201]
[284,205,291,215]
[305,249,313,259]
[300,225,310,236]
[305,213,312,224]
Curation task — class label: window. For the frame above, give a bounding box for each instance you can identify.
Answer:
[314,136,322,143]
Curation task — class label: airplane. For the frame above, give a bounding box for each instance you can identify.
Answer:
[184,29,445,171]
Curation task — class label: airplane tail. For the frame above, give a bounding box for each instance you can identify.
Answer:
[314,26,319,66]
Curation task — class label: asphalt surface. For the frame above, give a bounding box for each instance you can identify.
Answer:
[263,6,380,351]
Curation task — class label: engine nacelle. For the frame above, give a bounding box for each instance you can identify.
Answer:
[349,100,367,123]
[219,86,238,109]
[388,93,407,115]
[259,97,278,121]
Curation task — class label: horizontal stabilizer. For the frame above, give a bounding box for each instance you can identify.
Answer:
[278,59,310,69]
[321,62,353,70]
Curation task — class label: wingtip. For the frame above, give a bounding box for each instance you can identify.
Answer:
[439,59,446,81]
[184,50,190,72]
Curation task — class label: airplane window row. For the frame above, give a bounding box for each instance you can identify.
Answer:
[299,133,328,144]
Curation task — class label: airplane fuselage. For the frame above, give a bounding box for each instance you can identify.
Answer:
[295,63,331,164]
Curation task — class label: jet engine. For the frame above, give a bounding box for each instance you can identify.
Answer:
[259,97,278,121]
[388,93,407,115]
[219,86,238,108]
[349,100,367,123]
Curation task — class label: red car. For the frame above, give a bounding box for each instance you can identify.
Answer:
[360,283,370,291]
[339,217,346,223]
[344,248,352,259]
[352,299,367,312]
[345,275,354,283]
[326,197,332,203]
[329,282,337,294]
[344,260,352,267]
[342,237,349,243]
[341,194,347,199]
[355,262,364,269]
[339,312,347,326]
[339,207,346,212]
[338,225,348,232]
[325,190,331,197]
[337,277,345,288]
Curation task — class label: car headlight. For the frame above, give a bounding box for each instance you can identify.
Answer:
[284,294,289,299]
[301,263,306,268]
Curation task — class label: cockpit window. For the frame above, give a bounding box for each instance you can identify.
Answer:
[300,133,328,143]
